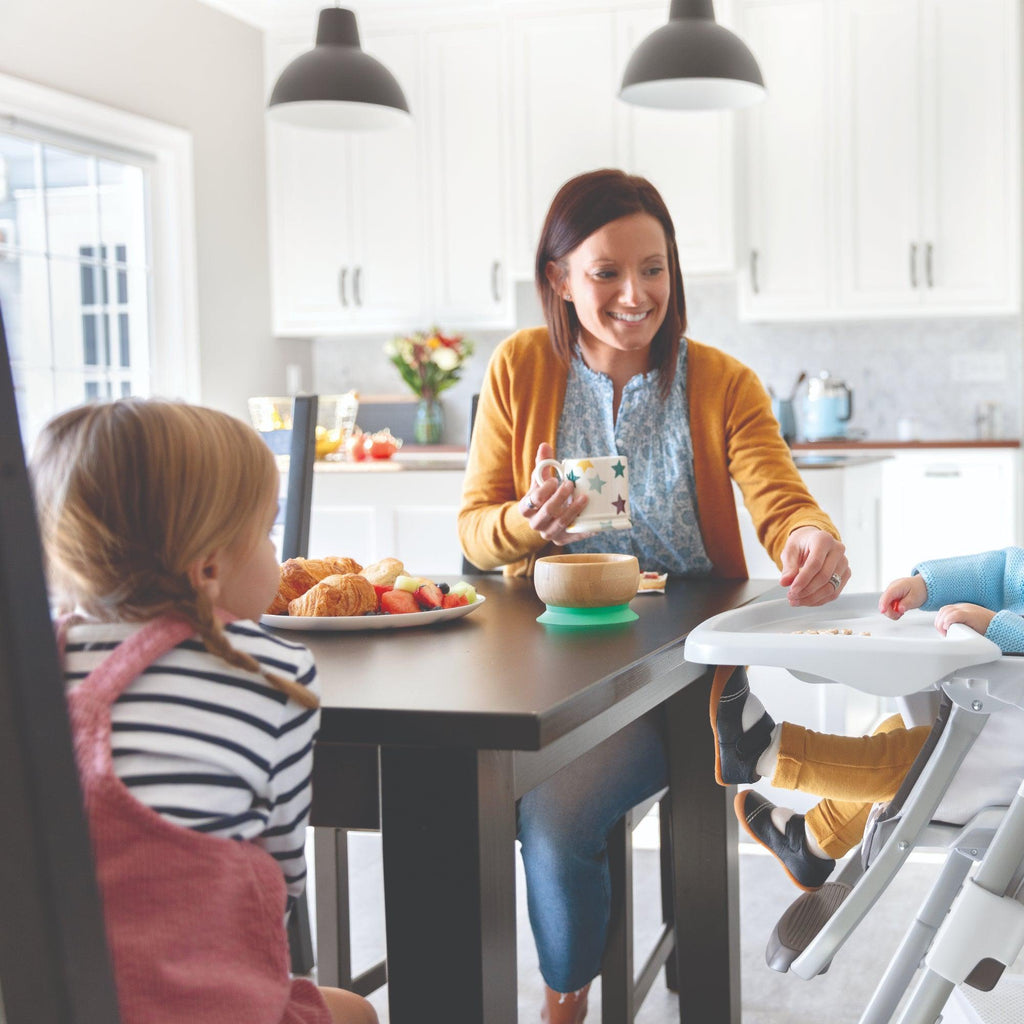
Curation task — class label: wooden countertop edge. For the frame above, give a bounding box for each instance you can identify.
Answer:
[792,440,1021,450]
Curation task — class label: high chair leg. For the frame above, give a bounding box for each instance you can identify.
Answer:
[895,786,1024,1024]
[857,848,974,1024]
[791,702,988,980]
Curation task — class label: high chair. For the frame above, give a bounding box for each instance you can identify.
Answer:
[685,592,1024,1024]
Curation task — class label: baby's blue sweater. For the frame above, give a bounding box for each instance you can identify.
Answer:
[915,546,1024,653]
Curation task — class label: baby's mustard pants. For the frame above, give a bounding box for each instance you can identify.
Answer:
[771,714,932,859]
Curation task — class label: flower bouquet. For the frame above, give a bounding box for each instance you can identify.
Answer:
[384,328,474,443]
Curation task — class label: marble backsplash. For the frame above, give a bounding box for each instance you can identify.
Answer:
[313,277,1022,446]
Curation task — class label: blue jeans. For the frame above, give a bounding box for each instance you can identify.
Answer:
[516,710,668,993]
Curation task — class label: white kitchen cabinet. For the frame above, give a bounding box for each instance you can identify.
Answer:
[738,0,834,319]
[508,11,619,278]
[738,0,1019,321]
[265,28,427,336]
[305,467,465,576]
[614,4,735,276]
[879,449,1021,583]
[837,0,1019,315]
[425,21,512,327]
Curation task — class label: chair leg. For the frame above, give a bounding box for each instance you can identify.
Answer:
[288,888,316,975]
[601,812,635,1023]
[658,795,678,993]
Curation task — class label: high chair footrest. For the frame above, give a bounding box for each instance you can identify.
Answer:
[766,882,852,974]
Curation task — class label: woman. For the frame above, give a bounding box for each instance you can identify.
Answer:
[457,169,848,1023]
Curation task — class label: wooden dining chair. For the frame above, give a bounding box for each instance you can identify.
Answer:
[0,302,123,1024]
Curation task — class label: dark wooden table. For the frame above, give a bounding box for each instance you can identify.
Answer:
[290,575,778,1024]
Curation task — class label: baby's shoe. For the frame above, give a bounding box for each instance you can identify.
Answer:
[734,790,835,892]
[709,666,775,785]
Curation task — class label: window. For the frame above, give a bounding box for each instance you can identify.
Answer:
[0,73,198,449]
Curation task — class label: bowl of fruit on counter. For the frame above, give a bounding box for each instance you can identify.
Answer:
[261,555,484,631]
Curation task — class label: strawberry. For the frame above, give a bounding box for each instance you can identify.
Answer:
[380,589,420,615]
[441,592,469,609]
[371,583,391,611]
[414,582,444,610]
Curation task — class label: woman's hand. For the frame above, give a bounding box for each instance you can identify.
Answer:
[933,603,996,637]
[518,443,594,545]
[879,576,928,618]
[780,526,850,606]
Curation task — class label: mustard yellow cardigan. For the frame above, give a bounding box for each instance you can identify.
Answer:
[458,327,839,577]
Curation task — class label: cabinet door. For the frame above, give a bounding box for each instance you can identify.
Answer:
[836,0,921,311]
[615,5,735,276]
[922,0,1018,311]
[427,21,511,327]
[879,452,1020,583]
[349,29,426,329]
[265,38,359,336]
[509,12,618,278]
[739,0,832,319]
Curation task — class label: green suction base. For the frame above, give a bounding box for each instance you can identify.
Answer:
[537,603,639,628]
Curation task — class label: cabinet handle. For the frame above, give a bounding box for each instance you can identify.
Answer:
[339,267,348,307]
[750,249,760,295]
[353,266,362,307]
[924,468,961,478]
[925,242,934,288]
[491,260,502,303]
[909,243,918,288]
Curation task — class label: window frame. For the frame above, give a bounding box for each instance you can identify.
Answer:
[0,71,200,405]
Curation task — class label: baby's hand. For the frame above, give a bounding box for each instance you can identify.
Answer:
[933,603,996,637]
[879,576,927,618]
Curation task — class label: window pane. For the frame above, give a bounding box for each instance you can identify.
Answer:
[120,264,151,382]
[99,160,147,267]
[0,133,45,254]
[0,250,51,366]
[118,311,130,366]
[82,314,98,364]
[43,144,99,261]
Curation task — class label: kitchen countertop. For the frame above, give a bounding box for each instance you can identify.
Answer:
[792,439,1021,450]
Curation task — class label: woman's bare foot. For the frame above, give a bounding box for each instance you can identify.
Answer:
[542,982,590,1023]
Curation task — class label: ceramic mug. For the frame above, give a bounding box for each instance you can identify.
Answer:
[532,455,632,535]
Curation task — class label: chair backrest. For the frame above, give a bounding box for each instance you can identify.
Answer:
[0,304,122,1022]
[461,392,501,576]
[282,394,318,561]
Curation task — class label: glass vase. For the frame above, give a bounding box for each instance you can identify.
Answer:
[413,395,444,444]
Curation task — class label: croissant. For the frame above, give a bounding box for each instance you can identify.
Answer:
[267,556,365,614]
[360,557,405,588]
[288,573,378,617]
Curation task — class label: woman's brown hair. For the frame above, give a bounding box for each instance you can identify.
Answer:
[535,168,687,399]
[31,398,317,709]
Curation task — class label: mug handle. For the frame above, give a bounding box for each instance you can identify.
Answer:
[532,458,565,488]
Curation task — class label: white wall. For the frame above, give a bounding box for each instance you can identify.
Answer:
[0,0,312,419]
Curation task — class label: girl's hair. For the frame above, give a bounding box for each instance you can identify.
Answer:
[534,168,687,399]
[31,398,317,710]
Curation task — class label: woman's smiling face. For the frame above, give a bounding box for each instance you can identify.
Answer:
[550,212,671,360]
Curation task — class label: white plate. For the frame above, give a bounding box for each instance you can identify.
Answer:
[262,595,485,631]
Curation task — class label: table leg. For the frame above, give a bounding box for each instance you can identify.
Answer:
[380,746,518,1024]
[665,670,741,1024]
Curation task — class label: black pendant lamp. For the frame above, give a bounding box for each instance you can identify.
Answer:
[620,0,766,111]
[268,7,411,131]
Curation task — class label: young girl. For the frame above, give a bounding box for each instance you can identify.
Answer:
[31,398,377,1024]
[712,546,1024,892]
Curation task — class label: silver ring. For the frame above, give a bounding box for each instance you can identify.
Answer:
[828,572,842,590]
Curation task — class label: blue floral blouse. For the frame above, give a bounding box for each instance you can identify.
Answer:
[556,341,714,576]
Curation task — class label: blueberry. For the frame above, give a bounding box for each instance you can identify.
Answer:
[439,582,450,594]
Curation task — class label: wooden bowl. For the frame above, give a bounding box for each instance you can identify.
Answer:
[534,553,640,608]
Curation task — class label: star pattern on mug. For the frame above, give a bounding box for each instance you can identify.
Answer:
[612,460,626,478]
[576,459,594,473]
[566,469,581,485]
[587,474,607,493]
[612,494,628,515]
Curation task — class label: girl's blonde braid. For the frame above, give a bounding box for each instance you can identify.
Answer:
[173,585,319,711]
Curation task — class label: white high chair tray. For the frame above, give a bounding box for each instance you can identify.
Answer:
[684,592,1002,696]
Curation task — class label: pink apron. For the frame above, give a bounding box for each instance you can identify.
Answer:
[63,616,331,1024]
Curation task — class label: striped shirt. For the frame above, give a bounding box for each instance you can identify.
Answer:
[63,618,319,909]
